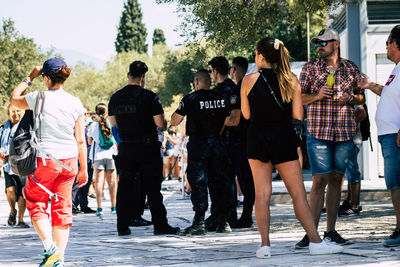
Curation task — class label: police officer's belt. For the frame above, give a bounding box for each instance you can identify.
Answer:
[120,136,158,144]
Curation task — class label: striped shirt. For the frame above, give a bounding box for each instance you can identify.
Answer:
[300,58,363,142]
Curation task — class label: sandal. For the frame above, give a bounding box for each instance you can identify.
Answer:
[7,212,16,226]
[16,221,30,228]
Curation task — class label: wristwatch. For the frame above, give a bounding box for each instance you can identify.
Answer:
[23,77,32,86]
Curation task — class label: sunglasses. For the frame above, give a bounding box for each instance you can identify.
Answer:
[208,69,212,74]
[314,40,334,48]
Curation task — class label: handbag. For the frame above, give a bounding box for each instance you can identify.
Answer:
[259,71,303,140]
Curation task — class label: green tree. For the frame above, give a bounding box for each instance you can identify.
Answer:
[152,28,166,46]
[156,0,343,60]
[0,18,47,122]
[115,0,148,54]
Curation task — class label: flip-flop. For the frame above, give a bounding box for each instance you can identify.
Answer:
[7,212,16,226]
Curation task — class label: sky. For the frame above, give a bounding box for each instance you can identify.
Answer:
[0,0,184,64]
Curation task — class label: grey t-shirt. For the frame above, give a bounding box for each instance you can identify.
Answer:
[25,89,85,159]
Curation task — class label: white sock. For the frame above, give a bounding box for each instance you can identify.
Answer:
[42,237,53,251]
[238,195,244,202]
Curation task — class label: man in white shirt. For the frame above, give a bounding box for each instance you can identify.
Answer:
[358,25,400,247]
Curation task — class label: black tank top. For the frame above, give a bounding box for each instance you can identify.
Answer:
[248,68,292,127]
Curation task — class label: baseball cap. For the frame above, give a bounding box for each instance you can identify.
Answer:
[40,57,67,75]
[311,28,339,44]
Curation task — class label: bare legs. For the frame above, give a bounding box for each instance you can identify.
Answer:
[391,189,400,229]
[309,172,343,231]
[249,159,272,246]
[32,219,70,256]
[94,168,117,209]
[276,160,321,243]
[6,186,17,220]
[6,186,26,223]
[249,159,322,247]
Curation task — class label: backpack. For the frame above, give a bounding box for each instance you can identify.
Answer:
[9,92,46,176]
[9,92,71,176]
[98,120,115,149]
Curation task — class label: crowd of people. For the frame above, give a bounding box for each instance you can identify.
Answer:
[1,25,400,266]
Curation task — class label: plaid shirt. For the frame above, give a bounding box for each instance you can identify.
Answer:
[300,58,364,142]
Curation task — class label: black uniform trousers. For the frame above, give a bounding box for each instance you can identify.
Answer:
[72,161,93,210]
[231,139,255,209]
[209,138,255,215]
[115,141,168,232]
[186,137,233,214]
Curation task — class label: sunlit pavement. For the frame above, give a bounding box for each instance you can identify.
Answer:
[0,175,399,267]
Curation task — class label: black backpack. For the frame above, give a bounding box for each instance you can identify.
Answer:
[9,92,46,176]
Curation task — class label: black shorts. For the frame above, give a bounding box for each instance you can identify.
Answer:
[247,124,298,165]
[4,171,26,197]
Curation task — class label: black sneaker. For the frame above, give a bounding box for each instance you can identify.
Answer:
[295,235,309,249]
[154,224,180,235]
[216,221,232,233]
[323,230,351,245]
[178,222,207,236]
[129,217,152,227]
[81,207,96,214]
[339,206,362,216]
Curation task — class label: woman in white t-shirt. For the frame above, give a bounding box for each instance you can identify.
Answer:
[87,103,117,216]
[10,57,88,267]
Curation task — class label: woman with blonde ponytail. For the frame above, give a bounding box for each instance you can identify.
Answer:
[87,103,117,216]
[241,38,344,258]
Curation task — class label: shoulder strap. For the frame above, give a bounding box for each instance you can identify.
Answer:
[34,92,46,141]
[259,71,291,118]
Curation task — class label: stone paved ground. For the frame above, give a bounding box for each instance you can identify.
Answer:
[0,178,399,267]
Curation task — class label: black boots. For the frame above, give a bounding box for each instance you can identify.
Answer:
[179,212,207,236]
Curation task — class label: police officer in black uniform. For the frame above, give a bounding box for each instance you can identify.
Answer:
[206,56,239,230]
[228,56,255,228]
[108,61,179,236]
[171,69,232,235]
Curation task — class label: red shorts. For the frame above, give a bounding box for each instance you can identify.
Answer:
[24,157,78,227]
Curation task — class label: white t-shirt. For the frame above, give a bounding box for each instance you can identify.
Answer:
[375,62,400,136]
[87,121,117,161]
[25,89,85,159]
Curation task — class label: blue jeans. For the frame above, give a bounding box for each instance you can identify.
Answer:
[307,134,353,175]
[378,134,400,190]
[345,142,362,184]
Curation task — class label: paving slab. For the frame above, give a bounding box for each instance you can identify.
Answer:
[0,177,399,266]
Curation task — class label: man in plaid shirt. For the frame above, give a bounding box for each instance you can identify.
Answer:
[295,28,365,249]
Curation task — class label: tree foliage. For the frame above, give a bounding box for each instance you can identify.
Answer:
[152,28,166,46]
[115,0,148,54]
[0,18,48,122]
[156,0,344,60]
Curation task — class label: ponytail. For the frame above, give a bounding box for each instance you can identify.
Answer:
[256,38,294,103]
[95,103,112,139]
[275,42,294,103]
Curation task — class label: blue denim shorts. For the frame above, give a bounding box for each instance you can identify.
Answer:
[345,142,362,184]
[307,134,353,175]
[378,134,400,190]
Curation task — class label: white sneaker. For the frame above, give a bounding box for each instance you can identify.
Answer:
[256,246,271,258]
[309,238,344,255]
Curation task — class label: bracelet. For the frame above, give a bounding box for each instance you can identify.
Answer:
[23,77,32,86]
[348,95,354,105]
